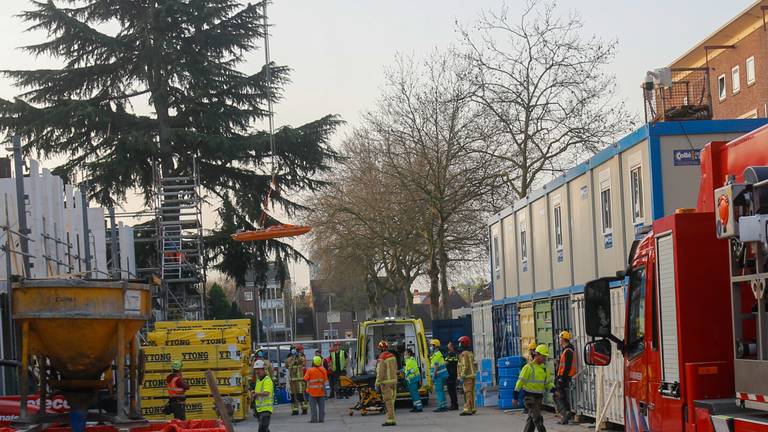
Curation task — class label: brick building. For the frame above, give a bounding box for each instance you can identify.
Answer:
[660,1,768,120]
[236,262,292,342]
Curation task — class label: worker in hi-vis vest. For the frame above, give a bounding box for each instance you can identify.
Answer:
[514,345,555,432]
[555,331,577,425]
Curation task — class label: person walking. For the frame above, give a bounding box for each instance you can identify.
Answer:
[523,341,538,415]
[287,345,308,415]
[330,343,348,399]
[252,360,274,432]
[165,360,190,420]
[403,348,423,413]
[513,345,554,432]
[457,336,478,416]
[445,342,459,411]
[555,331,577,425]
[304,356,329,423]
[375,340,398,427]
[429,339,449,413]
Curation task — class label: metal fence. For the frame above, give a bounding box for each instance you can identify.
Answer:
[643,67,711,123]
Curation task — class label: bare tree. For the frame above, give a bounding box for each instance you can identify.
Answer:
[367,51,503,318]
[461,0,636,199]
[308,130,427,317]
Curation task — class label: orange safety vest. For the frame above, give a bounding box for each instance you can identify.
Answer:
[167,375,186,397]
[557,346,577,377]
[304,366,328,397]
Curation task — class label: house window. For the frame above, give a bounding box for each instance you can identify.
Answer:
[717,74,726,101]
[747,56,756,85]
[600,186,613,233]
[630,166,644,223]
[244,291,253,301]
[276,308,284,324]
[553,205,563,250]
[732,65,741,94]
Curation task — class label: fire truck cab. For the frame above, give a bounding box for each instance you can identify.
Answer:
[583,126,768,432]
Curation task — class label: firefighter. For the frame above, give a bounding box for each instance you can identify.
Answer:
[252,360,274,432]
[403,348,423,413]
[375,340,398,427]
[513,345,554,432]
[287,344,308,415]
[556,331,577,425]
[166,360,190,420]
[429,338,449,412]
[444,342,460,411]
[457,336,478,416]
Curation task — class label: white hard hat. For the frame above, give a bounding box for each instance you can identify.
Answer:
[254,360,265,369]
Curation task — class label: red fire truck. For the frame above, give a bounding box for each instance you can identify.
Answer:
[583,124,768,431]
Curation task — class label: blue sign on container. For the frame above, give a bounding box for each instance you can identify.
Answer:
[673,149,701,166]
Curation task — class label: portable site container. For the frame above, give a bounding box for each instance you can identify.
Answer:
[488,119,768,300]
[534,300,555,407]
[571,288,626,426]
[551,296,573,361]
[492,303,521,363]
[471,300,495,379]
[519,302,535,356]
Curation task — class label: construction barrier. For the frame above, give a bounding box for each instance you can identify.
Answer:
[146,328,251,347]
[155,319,251,332]
[141,394,247,421]
[142,344,250,372]
[141,370,246,398]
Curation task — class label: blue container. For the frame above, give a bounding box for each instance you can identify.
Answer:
[480,358,493,371]
[498,367,522,377]
[498,356,527,368]
[499,388,515,400]
[476,391,485,407]
[498,398,515,410]
[498,377,517,389]
[275,387,290,404]
[477,369,492,383]
[432,316,473,349]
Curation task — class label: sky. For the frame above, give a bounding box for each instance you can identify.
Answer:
[0,0,756,291]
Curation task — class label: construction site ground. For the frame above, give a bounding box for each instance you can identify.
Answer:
[238,397,597,431]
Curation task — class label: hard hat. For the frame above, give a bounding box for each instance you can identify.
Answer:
[378,340,389,350]
[171,360,183,370]
[528,342,538,350]
[430,339,441,348]
[313,356,322,366]
[535,344,549,357]
[254,360,265,369]
[295,344,304,352]
[458,336,471,347]
[559,330,572,340]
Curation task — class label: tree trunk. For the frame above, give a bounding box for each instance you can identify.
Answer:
[438,223,450,319]
[403,284,413,317]
[428,250,440,320]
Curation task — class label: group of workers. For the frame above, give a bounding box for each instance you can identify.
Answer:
[163,331,577,431]
[514,331,577,432]
[375,335,477,427]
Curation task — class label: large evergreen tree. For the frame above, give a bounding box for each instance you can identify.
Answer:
[0,0,340,279]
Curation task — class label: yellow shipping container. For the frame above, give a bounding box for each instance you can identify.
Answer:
[142,344,250,372]
[142,394,247,421]
[141,369,247,398]
[147,328,251,347]
[155,319,251,332]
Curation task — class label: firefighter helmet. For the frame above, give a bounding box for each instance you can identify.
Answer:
[378,340,389,350]
[458,336,471,348]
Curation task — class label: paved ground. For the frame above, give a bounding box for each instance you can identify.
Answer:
[237,397,592,431]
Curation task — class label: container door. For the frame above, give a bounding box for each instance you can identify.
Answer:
[519,302,535,356]
[534,300,555,407]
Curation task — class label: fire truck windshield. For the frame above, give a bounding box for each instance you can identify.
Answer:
[626,266,647,358]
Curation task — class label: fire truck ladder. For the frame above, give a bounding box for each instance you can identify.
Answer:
[157,161,205,321]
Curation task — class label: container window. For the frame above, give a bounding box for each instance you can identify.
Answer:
[520,230,528,262]
[630,165,644,223]
[244,290,253,301]
[717,74,726,101]
[600,187,613,233]
[747,56,756,85]
[732,65,741,94]
[553,205,563,250]
[493,235,501,279]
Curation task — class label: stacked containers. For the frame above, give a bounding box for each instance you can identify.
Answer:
[533,300,555,407]
[492,303,522,379]
[475,358,494,407]
[497,356,525,409]
[141,319,252,420]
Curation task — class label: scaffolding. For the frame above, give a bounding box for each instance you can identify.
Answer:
[156,160,206,321]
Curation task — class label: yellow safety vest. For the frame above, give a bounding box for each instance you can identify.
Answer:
[514,362,553,394]
[254,376,274,413]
